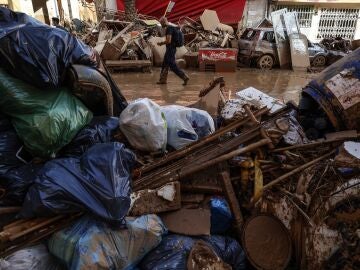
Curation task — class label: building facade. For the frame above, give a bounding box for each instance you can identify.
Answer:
[1,0,97,25]
[243,0,360,41]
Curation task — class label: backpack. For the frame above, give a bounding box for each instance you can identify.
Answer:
[172,27,184,47]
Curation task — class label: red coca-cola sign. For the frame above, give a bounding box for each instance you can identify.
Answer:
[199,48,238,62]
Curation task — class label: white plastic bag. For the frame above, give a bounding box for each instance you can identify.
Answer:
[119,98,167,152]
[162,105,215,149]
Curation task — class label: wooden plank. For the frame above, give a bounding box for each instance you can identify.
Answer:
[105,60,152,68]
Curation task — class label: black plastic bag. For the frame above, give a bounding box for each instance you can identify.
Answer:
[0,131,24,175]
[0,113,12,132]
[20,142,135,225]
[139,234,246,270]
[0,164,41,206]
[60,116,119,157]
[0,7,97,88]
[0,116,38,205]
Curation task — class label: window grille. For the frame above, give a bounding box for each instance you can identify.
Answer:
[317,8,359,40]
[276,5,314,28]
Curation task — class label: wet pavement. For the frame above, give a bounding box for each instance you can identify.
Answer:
[113,68,317,106]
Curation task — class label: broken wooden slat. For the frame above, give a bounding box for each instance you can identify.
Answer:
[263,150,336,191]
[219,171,244,237]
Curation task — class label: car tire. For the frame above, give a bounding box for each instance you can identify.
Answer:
[257,55,274,70]
[312,55,326,67]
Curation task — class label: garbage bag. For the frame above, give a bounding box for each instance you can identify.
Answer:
[0,123,39,206]
[20,142,135,224]
[119,98,167,152]
[140,234,246,270]
[0,164,41,206]
[210,197,233,234]
[0,113,12,132]
[161,105,215,150]
[0,131,24,175]
[0,244,64,270]
[0,7,97,88]
[48,214,167,270]
[60,116,119,157]
[0,68,93,158]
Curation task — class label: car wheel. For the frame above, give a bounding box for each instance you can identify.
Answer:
[257,55,274,70]
[312,55,326,67]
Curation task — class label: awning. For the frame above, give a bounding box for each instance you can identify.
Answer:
[116,0,246,25]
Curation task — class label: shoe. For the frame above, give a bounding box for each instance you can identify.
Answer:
[156,81,167,84]
[182,76,189,86]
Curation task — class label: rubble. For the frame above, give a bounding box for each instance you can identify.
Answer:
[87,9,236,72]
[0,6,359,270]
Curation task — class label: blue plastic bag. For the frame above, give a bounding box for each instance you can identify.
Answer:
[19,142,135,224]
[140,234,246,270]
[48,215,167,270]
[210,197,233,234]
[60,116,119,157]
[0,7,97,88]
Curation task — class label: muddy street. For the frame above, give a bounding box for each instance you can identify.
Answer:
[113,68,317,106]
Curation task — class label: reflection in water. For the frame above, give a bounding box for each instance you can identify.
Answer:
[112,68,316,106]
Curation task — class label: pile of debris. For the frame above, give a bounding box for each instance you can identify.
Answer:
[319,37,351,65]
[320,37,351,53]
[0,6,360,270]
[87,9,236,71]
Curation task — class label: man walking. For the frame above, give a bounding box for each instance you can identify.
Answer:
[157,17,189,85]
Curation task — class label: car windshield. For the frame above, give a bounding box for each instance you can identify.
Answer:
[241,29,257,40]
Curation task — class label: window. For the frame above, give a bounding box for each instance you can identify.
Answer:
[263,31,275,43]
[275,5,314,28]
[317,8,359,40]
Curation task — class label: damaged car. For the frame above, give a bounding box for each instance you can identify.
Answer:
[238,28,329,69]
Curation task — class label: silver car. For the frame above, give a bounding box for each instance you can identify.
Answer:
[238,28,328,69]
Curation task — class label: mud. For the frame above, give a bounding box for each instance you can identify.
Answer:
[113,68,316,106]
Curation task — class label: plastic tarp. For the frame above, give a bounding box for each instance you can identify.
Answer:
[0,7,97,88]
[60,116,119,157]
[210,197,233,234]
[140,234,247,270]
[0,244,64,270]
[120,98,167,152]
[162,105,215,150]
[20,142,135,224]
[0,68,93,158]
[48,215,167,270]
[116,0,246,25]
